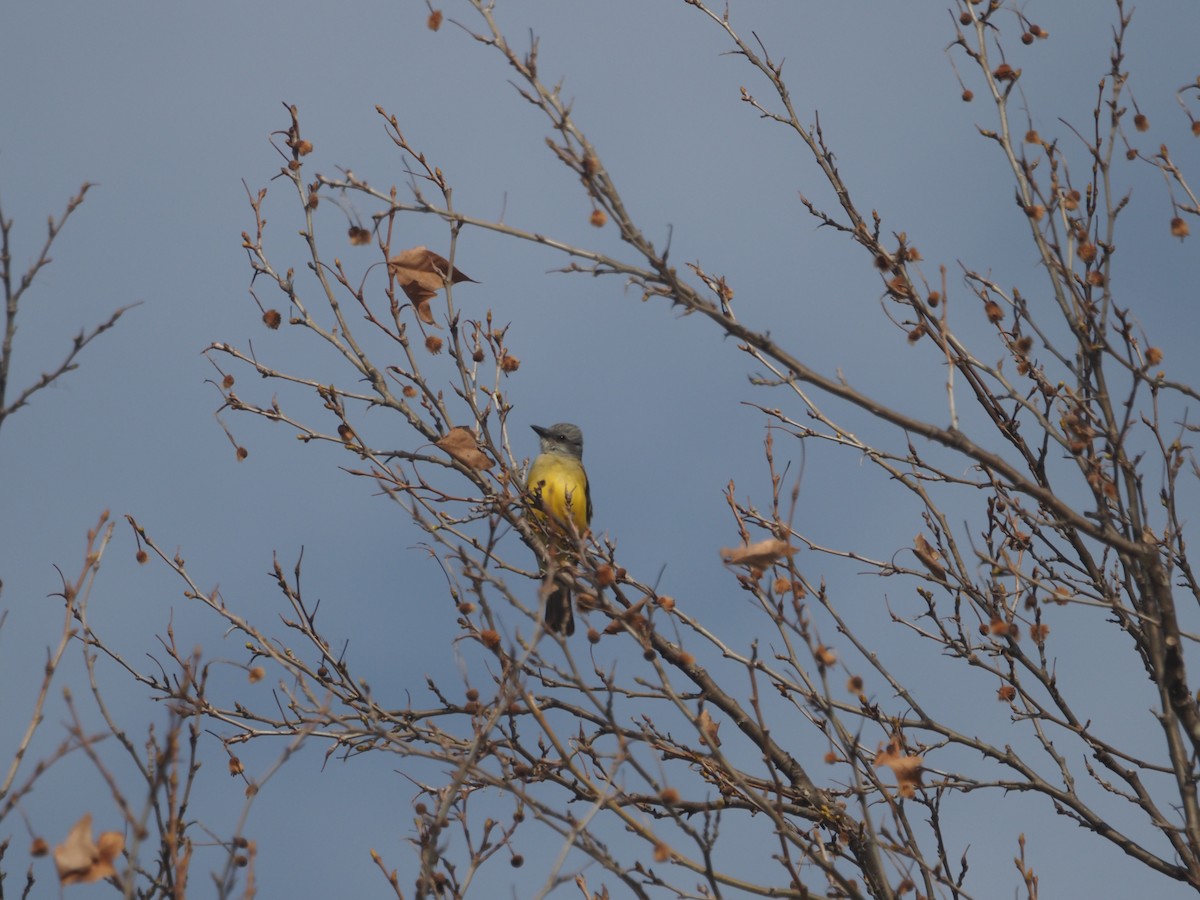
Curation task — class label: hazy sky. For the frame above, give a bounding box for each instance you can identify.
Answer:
[3,1,1199,896]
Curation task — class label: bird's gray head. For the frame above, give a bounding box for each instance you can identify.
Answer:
[532,422,584,460]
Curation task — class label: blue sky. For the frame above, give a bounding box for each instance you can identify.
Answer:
[3,1,1200,896]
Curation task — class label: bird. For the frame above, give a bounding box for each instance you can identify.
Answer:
[526,422,592,635]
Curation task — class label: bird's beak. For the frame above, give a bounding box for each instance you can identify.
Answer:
[531,424,548,438]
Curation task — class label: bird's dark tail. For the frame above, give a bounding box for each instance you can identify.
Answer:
[544,585,575,636]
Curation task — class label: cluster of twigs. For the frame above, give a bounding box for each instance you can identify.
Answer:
[0,184,132,433]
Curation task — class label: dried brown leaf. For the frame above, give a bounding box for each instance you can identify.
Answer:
[55,814,125,885]
[720,538,795,570]
[873,739,925,798]
[913,534,946,580]
[698,708,722,748]
[436,427,493,470]
[387,246,476,325]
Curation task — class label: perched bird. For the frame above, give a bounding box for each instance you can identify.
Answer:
[527,422,592,635]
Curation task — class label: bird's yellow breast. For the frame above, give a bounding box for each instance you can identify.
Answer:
[528,453,590,533]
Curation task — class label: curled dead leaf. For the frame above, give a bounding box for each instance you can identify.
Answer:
[55,814,125,885]
[912,535,946,580]
[387,246,476,326]
[435,427,493,470]
[873,738,924,798]
[698,708,722,748]
[720,538,795,571]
